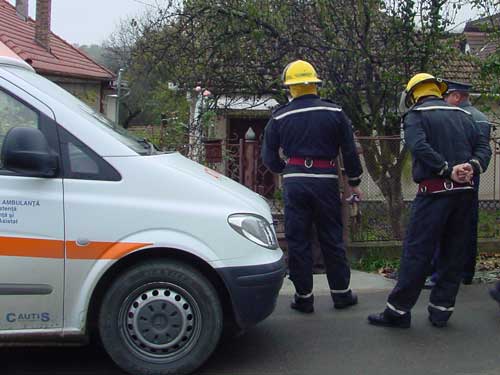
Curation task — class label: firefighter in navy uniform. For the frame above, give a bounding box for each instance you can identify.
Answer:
[425,80,492,288]
[368,73,491,328]
[262,60,363,313]
[443,80,492,284]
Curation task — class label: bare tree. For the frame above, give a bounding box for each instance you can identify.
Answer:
[112,0,463,236]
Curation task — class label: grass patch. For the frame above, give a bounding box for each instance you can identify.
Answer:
[352,251,400,273]
[478,210,499,238]
[350,204,499,242]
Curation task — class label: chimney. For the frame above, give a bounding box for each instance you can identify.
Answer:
[16,0,29,21]
[35,0,51,51]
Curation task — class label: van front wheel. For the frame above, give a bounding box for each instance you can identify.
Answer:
[98,260,223,375]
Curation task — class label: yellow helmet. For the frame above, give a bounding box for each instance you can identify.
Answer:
[282,60,322,86]
[405,73,448,106]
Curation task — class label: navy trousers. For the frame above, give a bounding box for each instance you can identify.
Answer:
[283,178,351,300]
[430,176,479,282]
[463,185,479,279]
[387,192,474,322]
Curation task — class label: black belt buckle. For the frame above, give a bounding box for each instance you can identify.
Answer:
[304,158,313,168]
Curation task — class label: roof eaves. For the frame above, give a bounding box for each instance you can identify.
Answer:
[34,66,113,81]
[49,32,115,79]
[0,0,114,80]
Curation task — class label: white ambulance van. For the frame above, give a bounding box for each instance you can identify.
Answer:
[0,56,285,375]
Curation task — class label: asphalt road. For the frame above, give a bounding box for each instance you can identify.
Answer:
[1,284,499,375]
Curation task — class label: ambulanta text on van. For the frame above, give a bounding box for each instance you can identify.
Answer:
[0,56,285,375]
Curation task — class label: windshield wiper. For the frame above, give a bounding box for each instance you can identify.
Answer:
[137,138,158,155]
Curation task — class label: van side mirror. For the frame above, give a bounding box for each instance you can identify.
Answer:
[1,127,58,178]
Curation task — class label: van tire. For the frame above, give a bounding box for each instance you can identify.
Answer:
[98,260,223,375]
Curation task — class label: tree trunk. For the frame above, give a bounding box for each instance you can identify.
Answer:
[360,139,406,240]
[122,107,142,129]
[378,168,405,239]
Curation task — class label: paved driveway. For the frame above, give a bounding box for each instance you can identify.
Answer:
[2,283,499,375]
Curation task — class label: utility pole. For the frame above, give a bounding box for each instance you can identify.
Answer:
[114,68,125,128]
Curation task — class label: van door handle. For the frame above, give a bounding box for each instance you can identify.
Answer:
[76,238,90,247]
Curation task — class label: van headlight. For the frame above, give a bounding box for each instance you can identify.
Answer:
[228,214,278,249]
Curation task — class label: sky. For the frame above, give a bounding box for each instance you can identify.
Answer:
[8,0,481,46]
[7,0,152,45]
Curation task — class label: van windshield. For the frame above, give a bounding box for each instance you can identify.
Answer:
[5,66,158,156]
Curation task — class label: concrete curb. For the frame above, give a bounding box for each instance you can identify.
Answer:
[279,270,396,296]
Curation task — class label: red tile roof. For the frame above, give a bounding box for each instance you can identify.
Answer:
[477,40,499,59]
[0,0,113,80]
[464,32,489,54]
[464,14,500,33]
[440,56,480,87]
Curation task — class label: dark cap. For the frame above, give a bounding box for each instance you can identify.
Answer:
[442,79,473,94]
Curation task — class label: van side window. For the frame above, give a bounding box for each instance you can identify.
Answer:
[0,89,38,168]
[59,127,121,181]
[67,142,99,175]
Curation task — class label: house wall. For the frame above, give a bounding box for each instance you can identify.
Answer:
[45,76,101,110]
[43,75,116,119]
[214,114,228,139]
[217,110,271,140]
[105,95,118,122]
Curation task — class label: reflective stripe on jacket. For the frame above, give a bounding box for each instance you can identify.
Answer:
[261,94,363,186]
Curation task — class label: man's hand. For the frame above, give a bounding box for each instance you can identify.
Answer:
[451,163,474,183]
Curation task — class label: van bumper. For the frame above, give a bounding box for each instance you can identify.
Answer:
[217,256,286,329]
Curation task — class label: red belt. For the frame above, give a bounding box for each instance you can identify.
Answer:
[418,178,474,195]
[287,157,335,169]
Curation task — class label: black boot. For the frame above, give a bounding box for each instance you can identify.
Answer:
[462,277,473,285]
[332,291,358,310]
[428,315,447,328]
[427,305,452,327]
[368,309,411,328]
[291,294,314,313]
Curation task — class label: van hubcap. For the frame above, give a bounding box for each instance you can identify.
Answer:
[123,286,198,357]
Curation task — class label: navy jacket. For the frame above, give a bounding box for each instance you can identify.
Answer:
[403,97,491,183]
[261,94,363,186]
[460,100,491,139]
[460,100,492,190]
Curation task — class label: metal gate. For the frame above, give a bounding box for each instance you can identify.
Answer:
[225,138,277,198]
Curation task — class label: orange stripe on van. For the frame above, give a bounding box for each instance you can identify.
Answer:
[66,241,150,260]
[0,236,150,260]
[0,236,64,259]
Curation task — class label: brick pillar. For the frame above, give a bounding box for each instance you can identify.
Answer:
[35,0,51,51]
[16,0,29,21]
[243,126,257,190]
[243,139,257,190]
